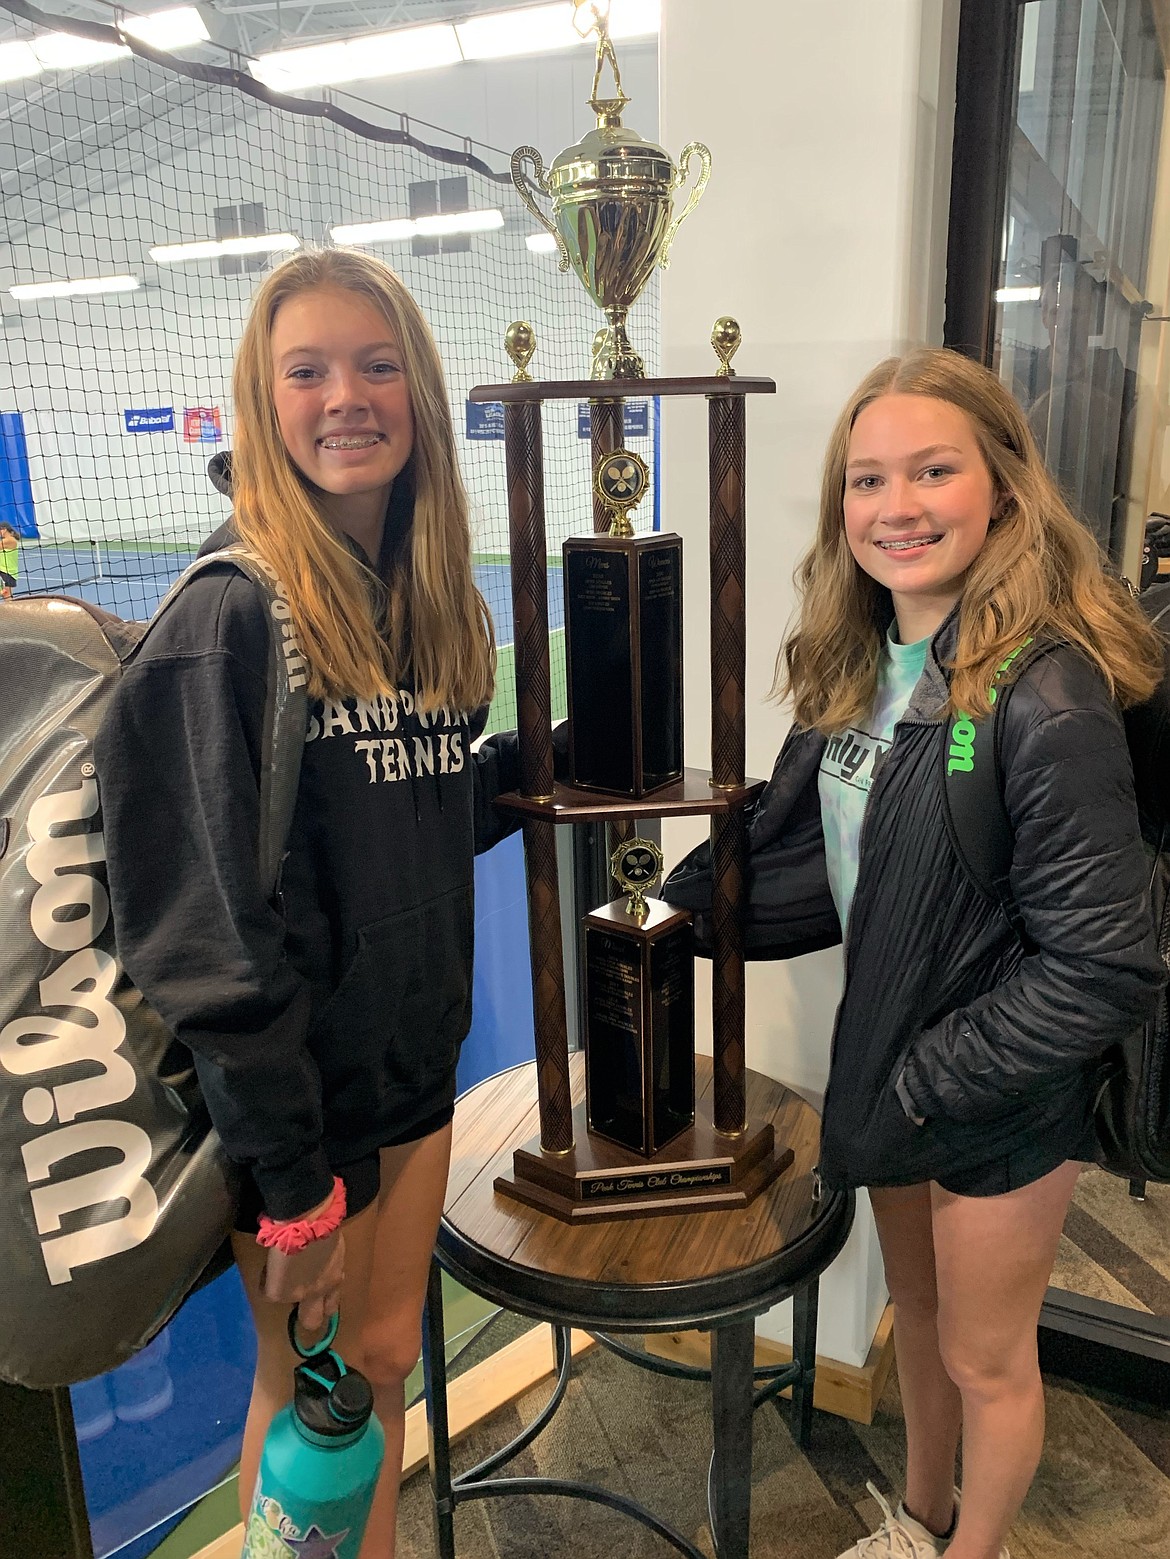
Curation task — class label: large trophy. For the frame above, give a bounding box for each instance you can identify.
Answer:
[476,2,791,1220]
[511,0,710,380]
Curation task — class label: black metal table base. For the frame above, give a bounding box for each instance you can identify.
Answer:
[422,1261,821,1559]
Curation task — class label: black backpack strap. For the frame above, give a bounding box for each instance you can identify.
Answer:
[137,547,308,898]
[940,639,1046,941]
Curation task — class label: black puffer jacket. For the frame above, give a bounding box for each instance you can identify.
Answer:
[664,614,1165,1190]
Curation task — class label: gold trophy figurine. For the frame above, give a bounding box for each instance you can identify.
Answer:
[504,320,537,383]
[611,836,664,921]
[512,1,712,379]
[583,834,695,1157]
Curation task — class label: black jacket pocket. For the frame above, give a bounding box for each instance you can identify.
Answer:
[309,886,474,1134]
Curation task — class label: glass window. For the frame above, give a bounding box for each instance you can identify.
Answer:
[993,0,1166,565]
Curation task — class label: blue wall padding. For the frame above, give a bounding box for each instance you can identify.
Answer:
[459,829,537,1094]
[0,413,38,538]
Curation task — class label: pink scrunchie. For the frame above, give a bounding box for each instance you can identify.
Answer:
[256,1176,347,1255]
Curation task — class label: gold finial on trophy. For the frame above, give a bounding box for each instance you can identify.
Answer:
[611,836,664,923]
[594,446,649,539]
[573,0,629,123]
[711,316,742,377]
[504,320,537,383]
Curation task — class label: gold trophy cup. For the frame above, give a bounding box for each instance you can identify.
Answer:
[511,2,712,379]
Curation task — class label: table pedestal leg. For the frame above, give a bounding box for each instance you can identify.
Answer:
[791,1279,819,1451]
[423,1259,456,1559]
[710,1318,755,1559]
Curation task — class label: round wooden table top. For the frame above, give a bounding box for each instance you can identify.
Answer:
[437,1054,854,1332]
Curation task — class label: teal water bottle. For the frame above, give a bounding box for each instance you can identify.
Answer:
[242,1312,385,1559]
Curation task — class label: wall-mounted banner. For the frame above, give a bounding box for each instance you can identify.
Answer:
[577,401,649,440]
[123,407,175,434]
[465,401,505,441]
[183,407,222,444]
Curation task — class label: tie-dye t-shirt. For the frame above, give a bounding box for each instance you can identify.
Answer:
[818,628,929,934]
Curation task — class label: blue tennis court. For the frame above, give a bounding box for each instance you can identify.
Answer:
[12,544,563,645]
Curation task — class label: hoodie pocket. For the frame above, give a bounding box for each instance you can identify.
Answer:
[310,886,474,1126]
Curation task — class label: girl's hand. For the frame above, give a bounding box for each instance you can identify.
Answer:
[259,1187,346,1333]
[261,1229,345,1333]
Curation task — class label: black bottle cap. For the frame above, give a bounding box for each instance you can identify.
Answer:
[293,1354,374,1439]
[330,1371,373,1427]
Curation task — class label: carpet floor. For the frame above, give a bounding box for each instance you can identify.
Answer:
[395,1174,1170,1559]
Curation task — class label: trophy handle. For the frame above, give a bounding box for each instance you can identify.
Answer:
[660,141,712,270]
[511,146,571,273]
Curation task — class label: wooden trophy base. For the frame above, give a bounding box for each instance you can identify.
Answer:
[494,1093,794,1223]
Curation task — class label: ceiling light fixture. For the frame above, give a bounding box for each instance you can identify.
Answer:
[414,209,504,236]
[121,8,210,51]
[331,211,504,243]
[456,4,579,61]
[10,275,140,300]
[150,233,300,263]
[255,0,659,91]
[331,219,419,245]
[995,286,1042,303]
[253,22,460,92]
[0,40,42,83]
[31,31,129,70]
[525,232,560,253]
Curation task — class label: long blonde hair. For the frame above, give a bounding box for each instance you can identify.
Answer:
[231,248,494,710]
[776,347,1162,731]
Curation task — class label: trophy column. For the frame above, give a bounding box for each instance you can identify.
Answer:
[504,391,574,1156]
[708,365,748,1137]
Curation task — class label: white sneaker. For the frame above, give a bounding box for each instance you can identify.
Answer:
[836,1482,955,1558]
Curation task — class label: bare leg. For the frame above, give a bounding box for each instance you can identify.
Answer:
[231,1124,451,1558]
[933,1160,1080,1559]
[353,1124,453,1559]
[869,1184,961,1539]
[231,1195,382,1518]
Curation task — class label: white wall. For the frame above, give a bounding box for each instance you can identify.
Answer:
[0,41,659,559]
[658,0,959,1367]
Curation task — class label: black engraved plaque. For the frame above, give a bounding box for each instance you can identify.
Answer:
[584,898,695,1159]
[564,532,683,797]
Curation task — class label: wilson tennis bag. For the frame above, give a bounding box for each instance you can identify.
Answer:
[0,551,307,1388]
[942,616,1170,1185]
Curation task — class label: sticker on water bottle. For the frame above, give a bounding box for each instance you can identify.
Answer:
[243,1495,351,1558]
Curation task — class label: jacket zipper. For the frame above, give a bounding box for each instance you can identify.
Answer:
[811,710,941,1198]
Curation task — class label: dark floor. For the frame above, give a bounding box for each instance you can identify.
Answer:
[395,1173,1170,1559]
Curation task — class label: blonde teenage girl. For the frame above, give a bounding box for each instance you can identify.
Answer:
[97,248,520,1558]
[667,346,1164,1559]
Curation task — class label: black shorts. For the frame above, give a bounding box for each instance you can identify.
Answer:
[935,1138,1082,1197]
[0,571,15,590]
[233,1102,454,1235]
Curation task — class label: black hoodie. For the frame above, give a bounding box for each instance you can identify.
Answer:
[95,471,521,1219]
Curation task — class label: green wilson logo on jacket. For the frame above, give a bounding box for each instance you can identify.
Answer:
[946,638,1034,777]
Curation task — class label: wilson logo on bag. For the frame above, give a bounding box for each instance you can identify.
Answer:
[4,772,159,1286]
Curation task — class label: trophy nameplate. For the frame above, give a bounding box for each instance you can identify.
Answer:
[565,449,683,797]
[583,839,694,1159]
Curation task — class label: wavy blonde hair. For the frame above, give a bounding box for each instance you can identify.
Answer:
[775,347,1161,731]
[231,248,494,709]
